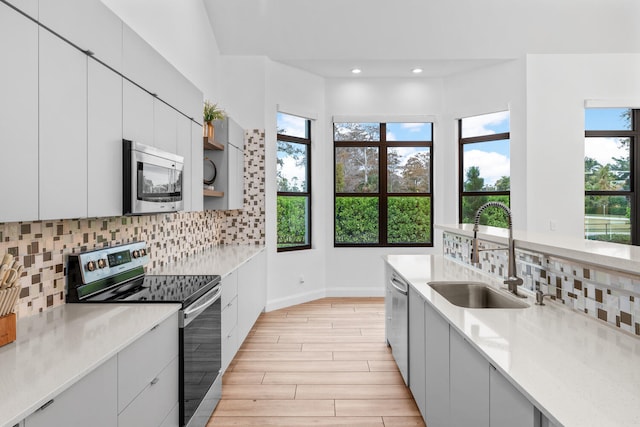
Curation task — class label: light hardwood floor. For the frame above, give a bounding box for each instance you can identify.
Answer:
[207,297,425,427]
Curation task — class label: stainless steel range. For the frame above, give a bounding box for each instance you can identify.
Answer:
[66,242,222,427]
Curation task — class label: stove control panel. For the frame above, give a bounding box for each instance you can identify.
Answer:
[75,241,149,284]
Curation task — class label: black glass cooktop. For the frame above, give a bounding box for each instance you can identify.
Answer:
[83,274,220,307]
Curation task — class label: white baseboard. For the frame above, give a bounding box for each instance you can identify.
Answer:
[265,288,326,312]
[265,286,383,312]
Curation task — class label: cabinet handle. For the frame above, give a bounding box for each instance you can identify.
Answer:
[150,377,160,386]
[39,399,55,411]
[150,324,159,332]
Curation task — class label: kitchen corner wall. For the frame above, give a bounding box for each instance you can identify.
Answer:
[0,129,265,319]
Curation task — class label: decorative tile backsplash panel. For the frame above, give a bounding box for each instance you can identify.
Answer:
[0,130,265,318]
[444,231,640,337]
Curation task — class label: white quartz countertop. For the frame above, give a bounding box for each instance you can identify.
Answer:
[438,223,640,275]
[385,254,640,427]
[0,303,180,427]
[148,244,265,277]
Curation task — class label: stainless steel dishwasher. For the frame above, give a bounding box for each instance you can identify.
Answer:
[385,266,409,385]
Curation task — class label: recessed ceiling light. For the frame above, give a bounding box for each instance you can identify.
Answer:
[351,68,362,74]
[412,68,423,74]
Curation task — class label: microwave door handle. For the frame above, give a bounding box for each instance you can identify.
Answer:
[183,286,222,327]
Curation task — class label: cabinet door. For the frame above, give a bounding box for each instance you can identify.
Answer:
[25,356,117,427]
[228,144,241,210]
[39,28,88,220]
[228,119,245,210]
[191,121,204,211]
[123,80,154,146]
[177,115,192,211]
[38,0,123,70]
[490,365,536,427]
[237,252,266,345]
[450,330,490,427]
[3,0,37,19]
[87,58,122,217]
[154,100,177,153]
[122,24,174,103]
[408,287,426,419]
[0,3,38,222]
[424,302,450,427]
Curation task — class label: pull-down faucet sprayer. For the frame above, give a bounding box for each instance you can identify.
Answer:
[471,202,524,297]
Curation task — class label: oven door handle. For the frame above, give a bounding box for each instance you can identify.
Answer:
[183,285,221,327]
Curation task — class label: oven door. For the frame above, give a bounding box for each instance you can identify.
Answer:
[181,284,222,427]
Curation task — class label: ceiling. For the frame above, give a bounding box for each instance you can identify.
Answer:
[202,0,640,79]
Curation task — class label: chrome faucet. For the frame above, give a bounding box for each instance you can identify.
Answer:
[470,202,524,297]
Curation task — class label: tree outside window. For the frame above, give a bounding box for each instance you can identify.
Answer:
[584,108,638,245]
[277,113,311,251]
[334,122,433,247]
[459,111,511,227]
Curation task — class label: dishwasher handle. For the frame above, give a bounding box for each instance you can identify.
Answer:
[389,276,408,296]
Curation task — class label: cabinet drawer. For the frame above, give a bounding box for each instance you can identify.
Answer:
[118,356,179,427]
[222,295,238,338]
[221,270,238,307]
[118,313,178,412]
[222,324,238,372]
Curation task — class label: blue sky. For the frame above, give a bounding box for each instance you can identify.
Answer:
[585,108,630,131]
[461,111,511,185]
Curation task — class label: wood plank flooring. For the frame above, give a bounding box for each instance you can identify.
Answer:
[207,297,425,427]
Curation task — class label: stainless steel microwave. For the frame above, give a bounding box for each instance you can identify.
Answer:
[123,140,184,215]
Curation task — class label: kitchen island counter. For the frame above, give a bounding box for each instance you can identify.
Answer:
[385,254,640,427]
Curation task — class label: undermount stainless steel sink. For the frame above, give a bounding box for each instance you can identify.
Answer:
[428,281,529,309]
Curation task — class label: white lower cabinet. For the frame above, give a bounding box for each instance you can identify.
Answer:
[424,300,450,427]
[24,356,117,427]
[401,287,543,427]
[490,364,536,427]
[237,250,267,344]
[408,287,426,419]
[450,330,490,427]
[117,313,179,414]
[118,356,179,427]
[221,251,266,373]
[23,312,178,427]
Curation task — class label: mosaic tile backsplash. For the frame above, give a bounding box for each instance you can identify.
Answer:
[444,231,640,337]
[0,130,265,319]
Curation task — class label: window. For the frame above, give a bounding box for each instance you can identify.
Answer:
[459,111,511,227]
[584,108,639,245]
[333,121,433,247]
[277,112,311,251]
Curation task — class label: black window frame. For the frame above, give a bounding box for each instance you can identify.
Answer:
[333,122,434,248]
[277,117,312,252]
[584,109,640,245]
[458,118,511,225]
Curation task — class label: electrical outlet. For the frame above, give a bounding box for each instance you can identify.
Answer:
[299,275,305,284]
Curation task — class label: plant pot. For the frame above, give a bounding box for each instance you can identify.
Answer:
[204,121,215,140]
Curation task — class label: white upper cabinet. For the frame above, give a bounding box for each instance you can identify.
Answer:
[191,122,204,211]
[175,72,203,123]
[0,3,38,222]
[153,100,178,153]
[3,0,37,19]
[122,24,174,103]
[39,28,88,220]
[177,115,192,211]
[39,0,123,71]
[88,58,123,218]
[123,80,154,146]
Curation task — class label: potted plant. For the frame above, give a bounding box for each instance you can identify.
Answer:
[203,100,226,140]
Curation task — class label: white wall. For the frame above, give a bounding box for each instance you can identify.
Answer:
[324,78,444,296]
[219,56,267,129]
[526,54,640,238]
[443,59,527,230]
[264,60,327,310]
[101,0,221,100]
